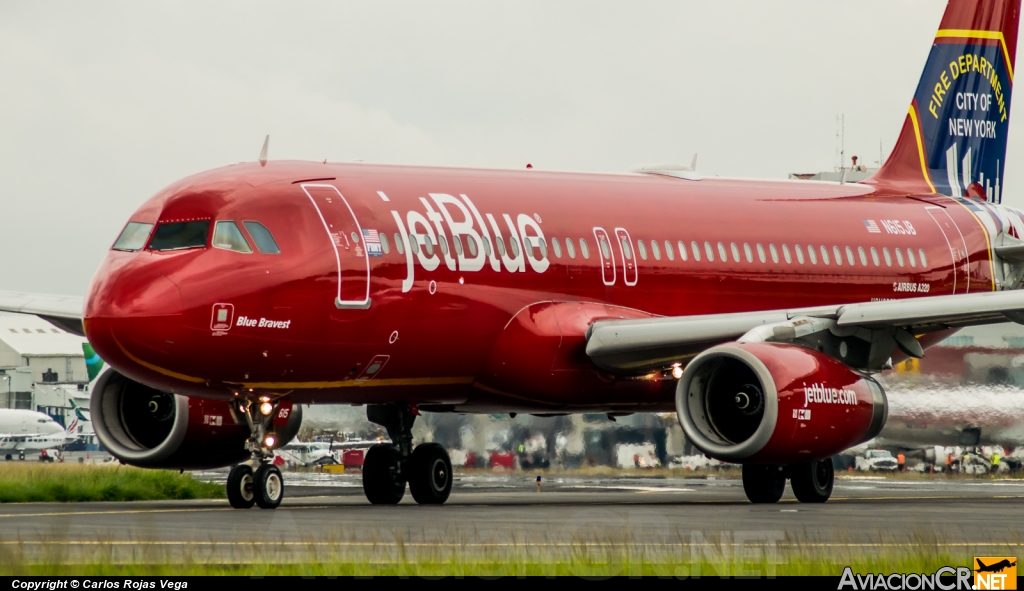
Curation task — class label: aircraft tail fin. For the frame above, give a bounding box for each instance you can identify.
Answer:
[866,0,1019,201]
[83,342,104,382]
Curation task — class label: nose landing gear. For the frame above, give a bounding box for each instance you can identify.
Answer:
[227,399,284,510]
[362,404,453,506]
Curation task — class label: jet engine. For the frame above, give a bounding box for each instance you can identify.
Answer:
[676,342,887,464]
[90,369,302,469]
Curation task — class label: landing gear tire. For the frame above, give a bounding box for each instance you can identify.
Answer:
[363,443,406,505]
[742,464,786,504]
[4,454,11,461]
[227,464,256,509]
[409,443,453,505]
[254,464,284,509]
[18,453,25,461]
[790,457,834,503]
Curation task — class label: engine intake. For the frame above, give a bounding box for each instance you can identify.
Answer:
[91,369,301,469]
[676,342,887,463]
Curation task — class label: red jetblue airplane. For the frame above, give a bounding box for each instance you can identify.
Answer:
[1,0,1022,509]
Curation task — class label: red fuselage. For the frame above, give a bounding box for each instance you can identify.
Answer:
[83,161,1012,413]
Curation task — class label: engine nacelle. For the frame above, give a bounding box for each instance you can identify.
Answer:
[91,369,302,469]
[676,342,887,464]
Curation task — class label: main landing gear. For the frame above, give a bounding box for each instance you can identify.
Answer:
[227,399,285,510]
[362,404,453,506]
[742,457,834,504]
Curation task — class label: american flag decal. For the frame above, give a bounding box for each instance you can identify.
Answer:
[363,228,383,257]
[863,219,881,233]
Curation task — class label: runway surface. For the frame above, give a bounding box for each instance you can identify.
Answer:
[1,473,1023,563]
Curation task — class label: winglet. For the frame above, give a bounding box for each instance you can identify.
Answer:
[865,0,1019,200]
[259,135,269,167]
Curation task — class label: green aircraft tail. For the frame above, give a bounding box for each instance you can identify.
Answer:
[83,343,105,382]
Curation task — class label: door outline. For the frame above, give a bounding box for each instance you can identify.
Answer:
[302,184,372,309]
[613,228,638,286]
[592,227,616,286]
[926,206,970,294]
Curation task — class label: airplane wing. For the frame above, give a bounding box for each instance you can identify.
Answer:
[585,290,1024,373]
[0,290,85,336]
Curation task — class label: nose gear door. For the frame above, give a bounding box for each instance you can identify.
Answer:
[592,227,616,286]
[303,184,372,309]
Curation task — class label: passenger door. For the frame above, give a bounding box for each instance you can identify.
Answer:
[593,227,616,286]
[613,228,638,286]
[927,207,970,294]
[302,184,372,309]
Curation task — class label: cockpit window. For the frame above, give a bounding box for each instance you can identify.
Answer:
[213,221,253,253]
[243,221,281,254]
[112,222,154,251]
[148,221,210,251]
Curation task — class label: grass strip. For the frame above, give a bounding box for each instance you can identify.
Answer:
[0,464,223,503]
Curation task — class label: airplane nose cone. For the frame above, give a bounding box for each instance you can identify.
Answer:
[85,256,186,384]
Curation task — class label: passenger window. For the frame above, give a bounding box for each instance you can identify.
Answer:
[678,241,688,261]
[845,246,855,266]
[907,249,916,267]
[452,235,463,256]
[769,244,779,264]
[408,233,418,253]
[883,247,892,266]
[551,237,561,258]
[439,235,450,256]
[665,240,674,261]
[820,246,830,265]
[704,241,715,262]
[744,243,753,263]
[580,238,590,259]
[691,241,701,261]
[112,222,154,251]
[467,235,479,257]
[601,238,612,259]
[731,243,740,262]
[652,240,662,261]
[510,237,520,257]
[483,237,493,256]
[496,236,506,256]
[919,249,927,268]
[213,221,252,253]
[795,244,804,264]
[424,236,435,256]
[638,240,648,260]
[782,245,792,264]
[394,233,405,255]
[717,242,727,261]
[808,246,817,264]
[895,248,905,267]
[380,233,390,255]
[833,246,843,266]
[622,239,633,260]
[756,244,766,263]
[858,246,867,266]
[870,247,880,266]
[538,237,548,258]
[566,238,576,259]
[149,220,210,251]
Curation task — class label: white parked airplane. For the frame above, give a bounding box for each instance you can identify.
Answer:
[0,409,79,460]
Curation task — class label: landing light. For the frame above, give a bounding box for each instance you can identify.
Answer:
[672,364,683,380]
[259,401,274,416]
[264,435,276,448]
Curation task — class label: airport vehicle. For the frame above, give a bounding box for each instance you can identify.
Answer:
[855,450,900,472]
[0,410,79,460]
[1,0,1022,507]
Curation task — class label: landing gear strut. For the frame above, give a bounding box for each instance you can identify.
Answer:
[362,404,453,506]
[227,399,284,510]
[741,458,835,504]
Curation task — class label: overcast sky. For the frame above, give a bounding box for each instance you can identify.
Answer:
[1,1,1020,295]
